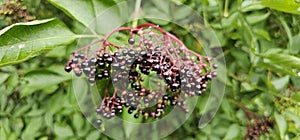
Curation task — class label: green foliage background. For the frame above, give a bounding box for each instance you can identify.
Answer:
[0,0,300,140]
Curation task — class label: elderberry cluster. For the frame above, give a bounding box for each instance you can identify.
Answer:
[64,23,218,124]
[245,118,274,140]
[65,52,113,84]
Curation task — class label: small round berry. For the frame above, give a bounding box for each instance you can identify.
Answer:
[113,78,118,82]
[74,53,80,58]
[114,52,121,57]
[89,77,96,84]
[79,54,85,59]
[131,82,137,88]
[196,84,201,90]
[162,95,169,100]
[103,53,110,59]
[72,58,78,64]
[89,58,97,66]
[75,70,82,77]
[140,51,146,56]
[196,90,202,96]
[212,72,217,77]
[128,108,134,114]
[81,61,89,68]
[130,101,138,107]
[103,70,109,78]
[213,64,218,69]
[135,85,141,91]
[64,65,72,72]
[97,73,103,80]
[83,67,91,75]
[128,49,135,57]
[141,68,150,75]
[96,119,102,125]
[122,50,128,55]
[106,57,113,64]
[171,100,177,106]
[128,38,135,45]
[134,113,139,118]
[125,102,130,107]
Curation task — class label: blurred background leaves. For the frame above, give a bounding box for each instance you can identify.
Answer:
[0,0,299,139]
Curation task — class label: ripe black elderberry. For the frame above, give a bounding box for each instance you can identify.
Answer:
[65,23,218,124]
[128,38,135,45]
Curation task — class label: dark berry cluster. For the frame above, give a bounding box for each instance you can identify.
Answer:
[65,52,113,85]
[65,23,218,124]
[0,0,35,24]
[245,118,274,140]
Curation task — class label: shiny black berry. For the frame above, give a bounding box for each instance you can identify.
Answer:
[64,65,72,72]
[128,38,135,45]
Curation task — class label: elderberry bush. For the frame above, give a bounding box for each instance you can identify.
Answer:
[65,23,217,124]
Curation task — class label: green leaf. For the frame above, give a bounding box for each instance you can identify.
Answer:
[48,0,95,29]
[271,76,290,90]
[0,19,76,67]
[274,113,287,139]
[291,33,300,54]
[46,45,67,58]
[21,117,43,140]
[11,118,24,136]
[44,112,54,128]
[0,94,8,111]
[77,122,92,137]
[144,9,170,25]
[122,107,143,139]
[7,72,18,88]
[278,16,294,54]
[172,6,193,20]
[72,113,84,132]
[221,12,239,28]
[220,99,235,120]
[0,123,8,140]
[8,132,17,140]
[262,53,300,69]
[286,111,300,130]
[25,109,45,117]
[262,0,300,15]
[92,79,109,106]
[48,0,119,34]
[86,130,101,140]
[253,28,271,41]
[246,12,270,25]
[257,61,297,76]
[20,69,71,97]
[13,104,31,117]
[54,123,74,138]
[152,0,170,14]
[0,73,9,85]
[223,124,240,140]
[241,1,266,12]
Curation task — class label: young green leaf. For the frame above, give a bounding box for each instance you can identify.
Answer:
[21,117,43,140]
[0,73,9,85]
[262,0,300,15]
[262,53,300,69]
[223,124,240,140]
[86,130,101,140]
[20,69,71,97]
[0,19,76,67]
[48,0,119,34]
[48,0,95,30]
[274,113,287,139]
[241,1,266,12]
[54,123,74,138]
